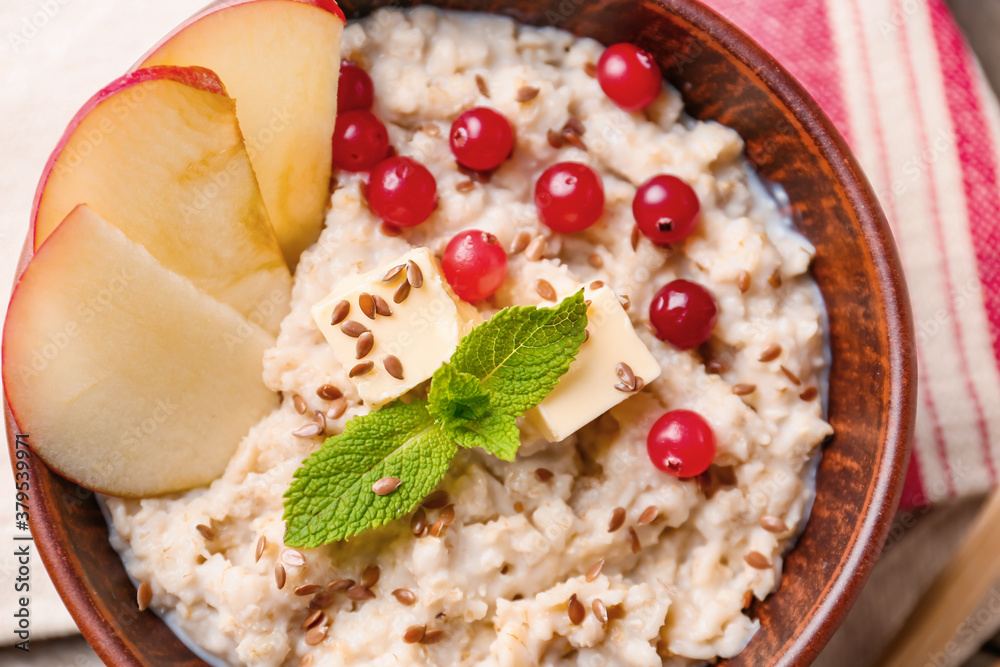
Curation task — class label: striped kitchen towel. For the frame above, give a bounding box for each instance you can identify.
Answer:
[704,0,1000,509]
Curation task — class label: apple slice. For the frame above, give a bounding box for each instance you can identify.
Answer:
[141,0,346,266]
[3,205,279,497]
[32,66,291,335]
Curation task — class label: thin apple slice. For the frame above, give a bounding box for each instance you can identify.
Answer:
[141,0,346,266]
[32,66,291,335]
[3,205,279,497]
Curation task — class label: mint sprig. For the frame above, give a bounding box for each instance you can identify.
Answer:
[283,292,587,547]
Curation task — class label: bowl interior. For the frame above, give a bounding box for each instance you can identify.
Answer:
[8,0,915,665]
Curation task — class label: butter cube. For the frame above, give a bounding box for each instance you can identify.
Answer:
[526,285,662,442]
[312,248,480,407]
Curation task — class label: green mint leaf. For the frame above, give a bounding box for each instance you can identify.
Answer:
[451,410,521,461]
[283,401,456,547]
[449,291,588,417]
[427,363,491,432]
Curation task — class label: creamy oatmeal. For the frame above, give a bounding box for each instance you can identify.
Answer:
[106,8,832,666]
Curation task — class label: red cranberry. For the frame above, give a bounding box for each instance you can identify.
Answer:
[633,175,701,244]
[338,61,375,113]
[597,43,662,111]
[366,157,437,227]
[534,162,605,233]
[647,410,716,478]
[442,230,508,302]
[450,107,514,172]
[649,280,718,350]
[331,110,389,172]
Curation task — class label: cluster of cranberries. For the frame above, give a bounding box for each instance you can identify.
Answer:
[334,49,721,478]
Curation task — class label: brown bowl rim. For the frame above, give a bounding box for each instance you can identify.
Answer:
[5,0,916,665]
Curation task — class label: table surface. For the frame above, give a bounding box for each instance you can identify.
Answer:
[1,1,998,666]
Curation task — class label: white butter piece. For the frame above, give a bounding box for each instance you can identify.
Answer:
[526,285,662,442]
[312,248,480,407]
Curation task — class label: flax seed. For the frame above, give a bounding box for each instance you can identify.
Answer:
[382,264,406,283]
[411,508,427,535]
[347,585,375,601]
[327,398,347,420]
[350,361,375,378]
[429,518,446,538]
[513,501,524,513]
[421,629,444,645]
[568,594,585,625]
[534,468,554,482]
[373,477,401,496]
[423,490,449,509]
[547,128,565,148]
[800,386,819,401]
[510,230,532,254]
[328,578,354,592]
[274,564,287,590]
[476,74,490,98]
[780,365,801,385]
[295,584,321,596]
[393,280,411,304]
[373,295,392,317]
[439,504,456,526]
[456,180,475,193]
[301,610,325,630]
[737,270,751,293]
[744,551,771,569]
[406,260,423,288]
[586,558,605,582]
[403,625,426,644]
[293,422,323,438]
[638,506,659,525]
[758,343,782,362]
[307,591,333,612]
[361,565,380,588]
[608,507,626,533]
[616,362,636,389]
[584,62,597,77]
[587,252,604,268]
[743,590,753,609]
[392,589,417,605]
[525,236,546,261]
[383,355,404,380]
[631,226,641,251]
[589,280,604,290]
[516,86,540,102]
[282,549,306,567]
[618,294,631,311]
[304,624,327,646]
[356,332,374,359]
[255,536,266,563]
[563,117,586,136]
[317,384,343,400]
[341,320,369,338]
[137,582,152,611]
[380,222,401,237]
[293,394,308,414]
[196,524,216,541]
[769,269,783,288]
[732,384,756,396]
[628,527,641,553]
[330,300,350,325]
[357,292,375,320]
[534,279,557,301]
[760,515,789,533]
[583,329,590,343]
[592,598,608,624]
